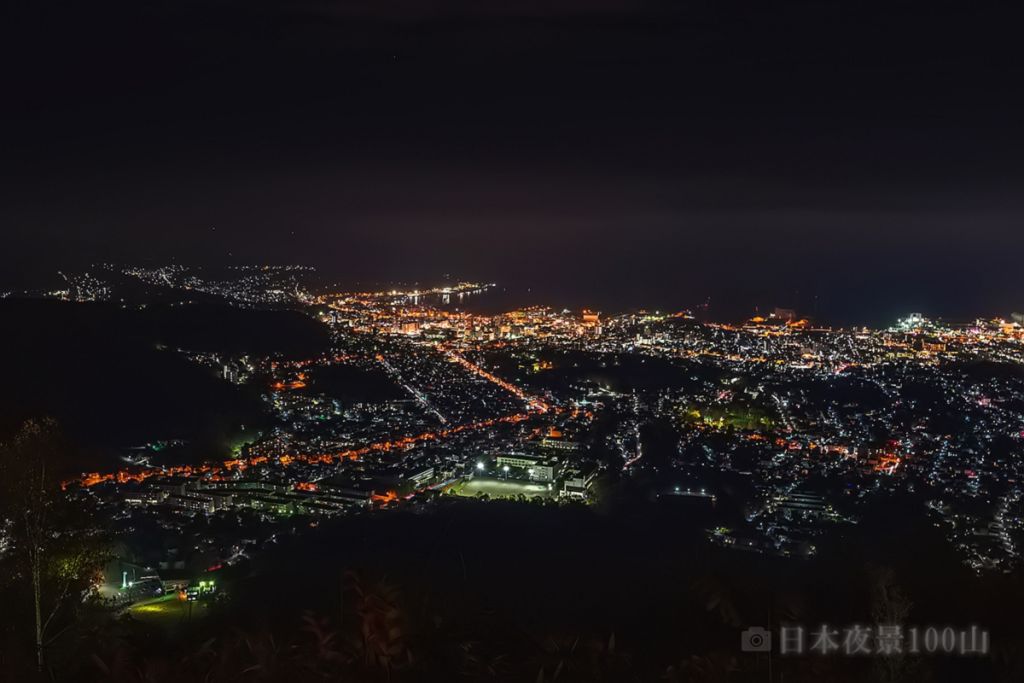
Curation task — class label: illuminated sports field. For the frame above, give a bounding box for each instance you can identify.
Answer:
[128,594,208,627]
[451,478,553,500]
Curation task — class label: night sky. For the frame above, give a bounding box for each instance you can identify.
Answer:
[3,1,1023,323]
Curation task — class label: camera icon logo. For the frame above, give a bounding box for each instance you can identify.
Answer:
[741,626,772,652]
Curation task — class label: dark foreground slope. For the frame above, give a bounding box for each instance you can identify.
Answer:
[13,496,1020,682]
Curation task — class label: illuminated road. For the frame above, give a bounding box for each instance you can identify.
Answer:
[69,411,536,490]
[375,353,448,424]
[622,392,643,469]
[441,348,550,413]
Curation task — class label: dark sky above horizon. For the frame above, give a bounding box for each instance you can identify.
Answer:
[2,1,1022,323]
